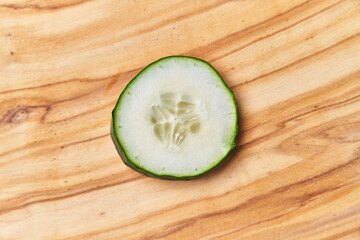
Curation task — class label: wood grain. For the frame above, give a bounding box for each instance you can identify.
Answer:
[1,0,360,239]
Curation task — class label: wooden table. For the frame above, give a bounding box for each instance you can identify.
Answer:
[1,0,360,239]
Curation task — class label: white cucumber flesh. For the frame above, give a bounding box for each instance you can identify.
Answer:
[111,56,237,179]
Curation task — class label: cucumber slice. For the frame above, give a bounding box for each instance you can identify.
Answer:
[111,56,237,180]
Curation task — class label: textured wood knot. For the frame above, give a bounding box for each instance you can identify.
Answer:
[1,105,51,126]
[11,109,28,123]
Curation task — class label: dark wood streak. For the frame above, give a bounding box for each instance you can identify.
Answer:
[231,31,360,89]
[0,174,144,216]
[142,220,196,240]
[278,94,360,130]
[210,209,303,240]
[0,0,93,11]
[62,133,109,149]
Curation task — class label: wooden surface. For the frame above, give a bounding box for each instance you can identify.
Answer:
[1,0,360,239]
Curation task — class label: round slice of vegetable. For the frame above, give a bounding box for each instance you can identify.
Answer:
[111,56,237,180]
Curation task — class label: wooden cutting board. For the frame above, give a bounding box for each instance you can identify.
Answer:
[1,0,360,239]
